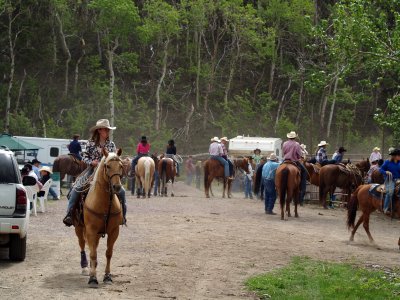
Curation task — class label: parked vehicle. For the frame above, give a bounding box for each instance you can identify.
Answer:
[228,136,282,159]
[0,147,37,261]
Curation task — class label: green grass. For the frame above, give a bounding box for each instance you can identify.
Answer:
[246,257,400,300]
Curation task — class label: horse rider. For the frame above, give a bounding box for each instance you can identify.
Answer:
[165,139,180,176]
[63,119,127,226]
[379,148,400,214]
[262,153,280,215]
[332,146,347,163]
[315,141,336,166]
[370,147,382,165]
[68,134,82,160]
[209,137,231,180]
[131,136,151,174]
[220,137,234,178]
[282,131,307,204]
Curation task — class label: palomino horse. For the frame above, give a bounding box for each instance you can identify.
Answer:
[135,156,155,198]
[275,162,300,220]
[204,157,250,198]
[347,184,400,248]
[319,164,363,208]
[74,148,124,287]
[158,155,176,197]
[53,154,86,180]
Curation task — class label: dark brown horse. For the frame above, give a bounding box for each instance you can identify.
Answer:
[275,162,300,220]
[204,157,250,198]
[158,155,176,197]
[371,169,384,184]
[319,164,363,209]
[303,162,320,186]
[355,159,370,178]
[53,154,87,180]
[347,184,400,248]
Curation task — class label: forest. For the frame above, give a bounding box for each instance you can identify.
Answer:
[0,0,399,154]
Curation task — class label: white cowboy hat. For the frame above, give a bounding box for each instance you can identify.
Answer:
[89,119,116,132]
[39,166,53,174]
[268,153,278,161]
[287,131,297,139]
[210,137,220,142]
[220,137,229,142]
[318,141,329,147]
[300,144,306,149]
[373,147,380,151]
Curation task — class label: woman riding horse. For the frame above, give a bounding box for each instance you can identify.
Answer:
[63,119,127,226]
[131,136,151,174]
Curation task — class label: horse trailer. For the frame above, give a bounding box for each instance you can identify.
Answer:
[228,136,282,159]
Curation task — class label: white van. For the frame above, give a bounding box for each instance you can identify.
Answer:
[228,136,282,159]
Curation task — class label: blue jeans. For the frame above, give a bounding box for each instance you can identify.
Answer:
[384,180,395,211]
[264,178,276,212]
[297,162,307,204]
[49,187,58,199]
[244,176,253,198]
[131,154,147,172]
[186,172,193,185]
[154,170,159,195]
[211,156,229,177]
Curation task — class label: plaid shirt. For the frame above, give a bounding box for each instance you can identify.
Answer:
[316,147,327,163]
[82,139,116,166]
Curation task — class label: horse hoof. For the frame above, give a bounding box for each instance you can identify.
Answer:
[88,276,99,288]
[295,214,299,218]
[103,273,113,284]
[81,267,89,276]
[171,193,174,197]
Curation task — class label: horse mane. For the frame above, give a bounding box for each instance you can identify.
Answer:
[89,152,119,191]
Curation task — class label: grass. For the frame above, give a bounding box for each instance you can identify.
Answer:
[246,257,400,300]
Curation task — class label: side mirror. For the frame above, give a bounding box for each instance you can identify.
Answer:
[22,175,37,186]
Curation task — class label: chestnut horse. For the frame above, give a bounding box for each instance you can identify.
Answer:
[275,162,300,220]
[347,184,400,248]
[53,154,86,180]
[158,155,176,197]
[135,156,155,198]
[304,162,320,186]
[319,164,363,208]
[355,159,370,178]
[74,148,124,287]
[204,157,250,198]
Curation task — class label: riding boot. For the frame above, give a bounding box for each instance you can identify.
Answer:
[63,210,73,227]
[118,188,127,226]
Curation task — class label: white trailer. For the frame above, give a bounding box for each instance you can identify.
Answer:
[228,136,282,159]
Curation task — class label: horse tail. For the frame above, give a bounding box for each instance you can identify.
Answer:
[161,159,167,179]
[280,167,289,206]
[347,185,361,229]
[144,159,151,194]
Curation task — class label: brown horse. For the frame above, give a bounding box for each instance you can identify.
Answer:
[319,164,363,208]
[304,162,320,186]
[347,184,400,247]
[75,148,124,287]
[53,154,86,180]
[204,157,250,198]
[158,155,176,197]
[355,159,370,178]
[275,162,300,220]
[135,156,155,198]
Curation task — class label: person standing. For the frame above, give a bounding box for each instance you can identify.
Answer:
[252,148,262,170]
[379,148,400,214]
[332,147,347,163]
[131,136,151,174]
[195,160,202,189]
[209,137,230,180]
[185,155,195,185]
[31,159,41,178]
[262,153,280,214]
[370,147,382,164]
[244,158,254,199]
[68,134,82,160]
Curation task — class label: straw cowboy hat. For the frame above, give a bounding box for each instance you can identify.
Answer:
[268,153,278,161]
[287,131,297,139]
[220,137,229,142]
[318,141,329,147]
[373,147,380,152]
[300,144,306,149]
[210,137,220,142]
[39,166,53,174]
[89,119,116,132]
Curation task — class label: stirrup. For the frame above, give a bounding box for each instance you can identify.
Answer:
[63,214,73,227]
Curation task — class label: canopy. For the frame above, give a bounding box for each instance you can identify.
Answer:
[0,133,42,151]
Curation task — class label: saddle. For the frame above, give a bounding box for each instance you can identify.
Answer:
[369,181,400,199]
[68,153,81,164]
[72,192,88,227]
[310,163,321,174]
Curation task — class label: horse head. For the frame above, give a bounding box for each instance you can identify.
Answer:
[102,148,123,194]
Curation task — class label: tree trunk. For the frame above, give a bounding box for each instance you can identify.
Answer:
[107,38,119,141]
[223,59,236,107]
[155,38,169,131]
[55,12,71,100]
[38,94,46,138]
[5,9,16,133]
[15,69,26,112]
[326,71,340,138]
[295,68,305,126]
[184,103,195,141]
[195,31,201,109]
[274,78,292,133]
[319,82,332,139]
[74,38,86,96]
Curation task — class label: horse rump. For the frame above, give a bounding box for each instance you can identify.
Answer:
[347,186,361,229]
[279,167,289,205]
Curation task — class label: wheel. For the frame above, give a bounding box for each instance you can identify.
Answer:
[9,234,27,261]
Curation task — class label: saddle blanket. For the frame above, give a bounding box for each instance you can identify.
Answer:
[369,184,385,199]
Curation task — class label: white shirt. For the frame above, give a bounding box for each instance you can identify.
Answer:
[209,142,223,156]
[28,170,38,181]
[369,151,382,162]
[246,163,254,179]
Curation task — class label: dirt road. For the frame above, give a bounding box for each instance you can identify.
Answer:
[1,182,399,299]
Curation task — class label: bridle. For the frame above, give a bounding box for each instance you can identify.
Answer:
[103,156,123,194]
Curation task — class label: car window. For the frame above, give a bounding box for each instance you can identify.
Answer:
[0,153,19,183]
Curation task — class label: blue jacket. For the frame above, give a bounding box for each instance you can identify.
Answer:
[68,140,82,155]
[379,160,400,180]
[262,160,280,180]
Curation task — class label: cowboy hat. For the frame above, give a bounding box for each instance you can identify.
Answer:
[388,147,395,155]
[268,153,278,161]
[220,137,229,142]
[300,144,306,149]
[39,166,53,174]
[338,146,347,152]
[210,137,220,142]
[373,147,380,151]
[287,131,297,139]
[318,141,329,147]
[389,148,400,156]
[254,148,261,154]
[89,119,116,132]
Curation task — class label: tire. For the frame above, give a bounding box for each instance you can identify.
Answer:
[9,234,27,261]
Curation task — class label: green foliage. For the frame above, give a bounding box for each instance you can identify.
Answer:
[375,94,400,144]
[275,117,297,140]
[246,257,400,299]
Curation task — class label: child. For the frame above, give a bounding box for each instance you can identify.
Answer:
[244,158,254,199]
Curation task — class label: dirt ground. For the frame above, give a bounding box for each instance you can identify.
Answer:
[1,181,399,300]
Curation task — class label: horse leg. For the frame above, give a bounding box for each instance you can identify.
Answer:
[362,214,375,243]
[349,214,364,242]
[294,191,299,218]
[170,179,174,197]
[227,180,232,198]
[222,179,226,198]
[87,233,100,288]
[104,227,119,284]
[75,226,89,275]
[286,191,291,219]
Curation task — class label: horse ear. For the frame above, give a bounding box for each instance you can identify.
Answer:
[102,147,109,158]
[117,148,122,156]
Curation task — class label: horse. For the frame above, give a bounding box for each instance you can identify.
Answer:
[74,148,124,287]
[347,184,400,248]
[355,158,370,178]
[275,162,301,220]
[53,154,87,180]
[303,162,320,186]
[371,169,384,184]
[253,160,266,199]
[319,163,363,209]
[158,155,176,197]
[204,157,250,198]
[135,156,155,198]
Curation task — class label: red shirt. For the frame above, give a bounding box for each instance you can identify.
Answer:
[137,142,150,154]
